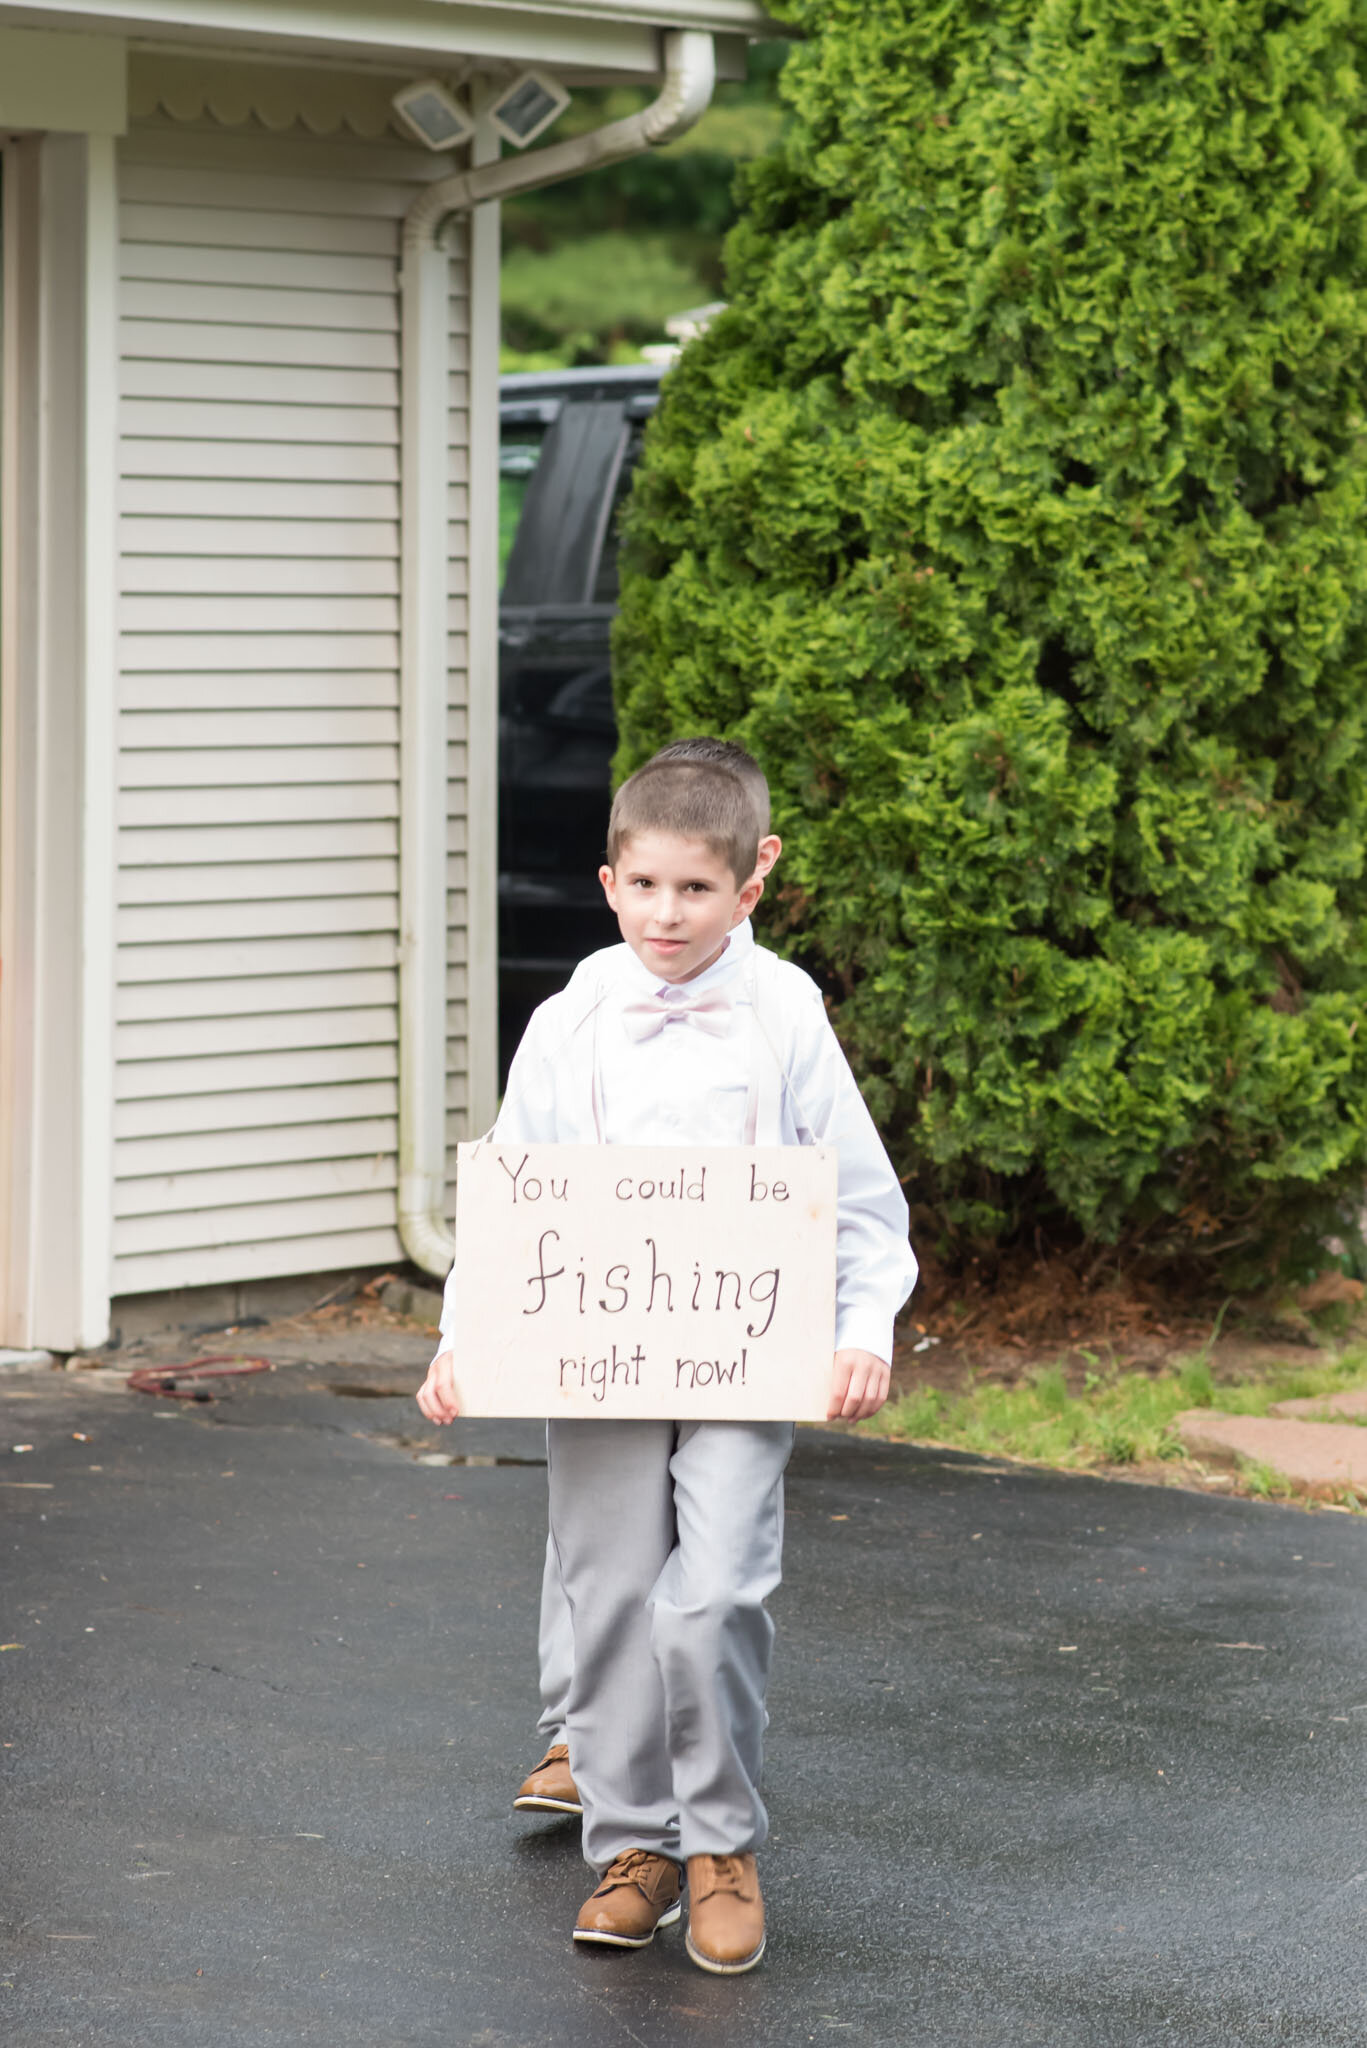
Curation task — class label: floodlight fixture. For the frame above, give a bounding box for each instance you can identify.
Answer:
[392,79,475,152]
[488,69,571,149]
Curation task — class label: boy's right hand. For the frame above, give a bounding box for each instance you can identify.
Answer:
[416,1349,461,1424]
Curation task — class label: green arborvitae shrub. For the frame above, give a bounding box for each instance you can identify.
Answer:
[613,0,1367,1281]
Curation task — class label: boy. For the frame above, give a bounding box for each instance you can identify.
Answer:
[417,754,915,1973]
[513,737,783,1825]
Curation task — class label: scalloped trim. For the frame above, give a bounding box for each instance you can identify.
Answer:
[129,55,473,142]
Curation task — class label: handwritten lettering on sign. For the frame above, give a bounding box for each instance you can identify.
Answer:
[450,1143,837,1419]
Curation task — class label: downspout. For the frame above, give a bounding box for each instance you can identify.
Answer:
[397,30,718,1276]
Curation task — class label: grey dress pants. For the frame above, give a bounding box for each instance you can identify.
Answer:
[536,1528,573,1742]
[546,1416,794,1871]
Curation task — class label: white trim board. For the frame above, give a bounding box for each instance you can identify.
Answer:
[0,3,768,72]
[0,133,119,1351]
[0,26,127,133]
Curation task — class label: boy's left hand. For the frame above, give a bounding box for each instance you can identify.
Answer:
[416,1348,461,1424]
[828,1348,891,1422]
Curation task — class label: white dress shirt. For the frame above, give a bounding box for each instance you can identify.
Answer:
[439,931,917,1363]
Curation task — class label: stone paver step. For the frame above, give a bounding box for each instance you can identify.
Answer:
[1175,1408,1367,1491]
[1269,1387,1367,1422]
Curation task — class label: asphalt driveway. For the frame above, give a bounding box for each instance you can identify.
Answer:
[2,1350,1364,2047]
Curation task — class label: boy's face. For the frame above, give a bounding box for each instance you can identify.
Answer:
[600,831,764,985]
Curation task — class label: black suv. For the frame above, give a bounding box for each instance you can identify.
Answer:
[498,364,662,1071]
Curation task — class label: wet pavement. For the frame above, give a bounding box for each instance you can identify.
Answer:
[2,1350,1365,2047]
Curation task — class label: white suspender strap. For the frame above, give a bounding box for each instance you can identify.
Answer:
[745,947,790,1147]
[747,946,824,1147]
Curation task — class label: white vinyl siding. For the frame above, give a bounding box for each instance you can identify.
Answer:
[113,130,472,1295]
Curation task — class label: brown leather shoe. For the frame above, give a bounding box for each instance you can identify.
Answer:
[512,1742,582,1815]
[685,1853,765,1974]
[573,1850,683,1949]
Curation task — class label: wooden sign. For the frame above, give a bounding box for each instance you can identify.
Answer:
[449,1142,837,1420]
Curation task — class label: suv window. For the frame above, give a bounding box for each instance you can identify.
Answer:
[499,429,547,588]
[502,399,634,608]
[589,423,646,607]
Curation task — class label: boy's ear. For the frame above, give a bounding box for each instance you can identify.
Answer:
[733,872,765,925]
[598,862,618,913]
[756,834,782,878]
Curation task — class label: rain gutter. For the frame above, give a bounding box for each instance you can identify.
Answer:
[397,29,718,1275]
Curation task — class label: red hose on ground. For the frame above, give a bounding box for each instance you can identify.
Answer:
[125,1355,273,1402]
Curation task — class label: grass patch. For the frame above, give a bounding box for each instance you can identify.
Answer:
[1235,1457,1297,1502]
[864,1344,1367,1475]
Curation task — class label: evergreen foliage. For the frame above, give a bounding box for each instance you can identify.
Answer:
[613,0,1367,1277]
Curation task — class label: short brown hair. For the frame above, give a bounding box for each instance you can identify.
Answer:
[607,758,759,885]
[648,736,771,837]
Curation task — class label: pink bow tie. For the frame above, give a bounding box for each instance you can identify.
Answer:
[621,990,735,1042]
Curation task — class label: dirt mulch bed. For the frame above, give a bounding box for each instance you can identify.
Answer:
[889,1250,1364,1401]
